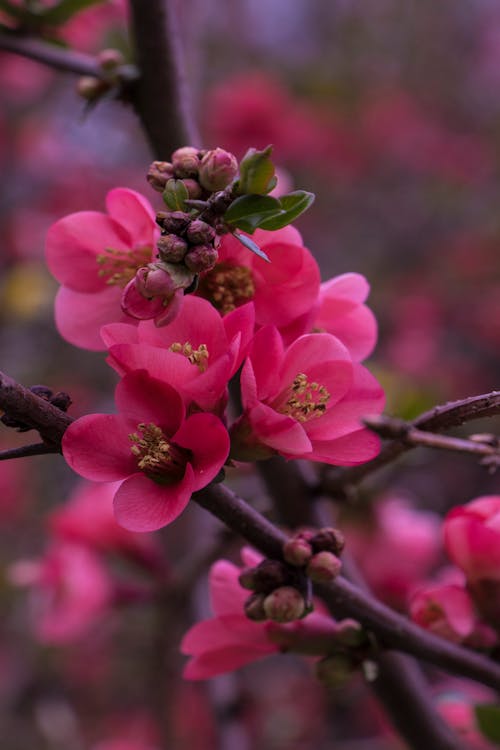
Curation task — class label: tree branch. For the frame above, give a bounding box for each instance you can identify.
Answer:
[0,443,58,460]
[127,0,200,157]
[323,390,500,495]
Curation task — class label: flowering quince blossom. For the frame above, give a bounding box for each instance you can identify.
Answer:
[101,296,255,412]
[45,188,158,351]
[197,226,320,334]
[181,548,338,680]
[8,541,113,644]
[62,370,230,532]
[230,325,384,464]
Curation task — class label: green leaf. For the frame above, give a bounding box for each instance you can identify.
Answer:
[163,179,189,211]
[475,704,500,744]
[233,232,271,263]
[40,0,105,25]
[224,194,281,233]
[258,191,315,230]
[238,145,276,195]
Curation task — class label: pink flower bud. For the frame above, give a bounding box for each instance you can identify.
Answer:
[172,146,201,177]
[283,536,313,567]
[198,148,238,191]
[147,161,175,192]
[135,264,176,299]
[310,527,345,556]
[97,48,125,71]
[263,586,305,623]
[306,551,342,583]
[157,234,188,263]
[186,219,216,245]
[184,244,218,273]
[252,559,290,594]
[156,210,191,234]
[182,178,203,199]
[244,593,267,621]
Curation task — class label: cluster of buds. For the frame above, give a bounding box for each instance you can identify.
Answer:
[155,212,219,274]
[147,146,239,198]
[238,559,311,624]
[283,526,345,583]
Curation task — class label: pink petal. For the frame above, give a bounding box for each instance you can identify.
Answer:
[113,467,194,532]
[115,370,185,435]
[222,302,256,370]
[248,402,312,454]
[306,428,381,465]
[100,322,140,349]
[320,273,370,305]
[245,326,284,401]
[46,212,129,292]
[322,305,378,362]
[105,188,157,246]
[183,645,271,680]
[209,560,246,615]
[62,414,137,481]
[173,413,229,490]
[55,285,132,351]
[108,343,196,392]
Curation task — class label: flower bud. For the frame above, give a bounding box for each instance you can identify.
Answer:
[244,593,267,621]
[252,560,290,594]
[76,76,109,101]
[184,244,218,273]
[182,178,203,199]
[135,263,176,299]
[238,567,257,590]
[172,146,200,177]
[157,234,188,263]
[157,210,191,235]
[198,148,238,191]
[283,537,313,567]
[147,162,175,192]
[306,551,342,583]
[97,48,125,71]
[311,528,345,556]
[186,219,216,246]
[335,619,367,648]
[316,653,355,688]
[263,586,305,623]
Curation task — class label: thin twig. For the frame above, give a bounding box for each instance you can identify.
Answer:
[0,443,58,460]
[323,390,500,495]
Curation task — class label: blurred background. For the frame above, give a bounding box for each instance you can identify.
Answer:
[1,1,499,747]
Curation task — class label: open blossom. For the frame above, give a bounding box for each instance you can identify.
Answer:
[9,541,113,644]
[197,226,320,333]
[45,188,158,351]
[62,370,229,532]
[409,581,477,644]
[181,548,338,680]
[231,325,384,464]
[101,296,255,412]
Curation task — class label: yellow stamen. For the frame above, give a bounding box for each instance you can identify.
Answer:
[280,373,330,423]
[169,342,209,373]
[199,263,255,314]
[129,422,187,482]
[96,246,152,287]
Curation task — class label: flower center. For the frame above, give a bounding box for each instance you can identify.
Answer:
[97,246,152,288]
[169,342,209,372]
[278,373,330,423]
[129,422,189,483]
[199,263,255,314]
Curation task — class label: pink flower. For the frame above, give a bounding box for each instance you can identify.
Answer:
[102,296,255,412]
[444,496,500,583]
[9,542,112,644]
[46,188,158,350]
[409,582,477,644]
[231,326,384,465]
[197,226,320,333]
[62,370,230,532]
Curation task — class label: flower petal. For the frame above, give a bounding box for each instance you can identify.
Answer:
[62,414,137,480]
[173,413,230,490]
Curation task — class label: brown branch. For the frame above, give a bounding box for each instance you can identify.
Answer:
[127,0,200,157]
[0,30,138,81]
[194,483,500,692]
[323,390,500,495]
[0,371,73,449]
[0,443,58,460]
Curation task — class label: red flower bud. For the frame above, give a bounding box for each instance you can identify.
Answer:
[184,244,218,273]
[157,234,188,263]
[198,148,238,191]
[172,146,201,177]
[306,551,342,583]
[283,536,313,567]
[263,586,305,623]
[147,161,175,192]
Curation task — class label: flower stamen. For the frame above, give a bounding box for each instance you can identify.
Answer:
[169,342,209,372]
[129,422,188,483]
[279,373,330,423]
[199,263,255,314]
[97,246,152,287]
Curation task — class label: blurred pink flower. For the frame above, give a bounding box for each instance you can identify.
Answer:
[62,370,230,532]
[444,496,500,584]
[232,325,384,464]
[46,188,158,350]
[409,582,477,644]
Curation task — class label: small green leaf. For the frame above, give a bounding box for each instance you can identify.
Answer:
[238,145,276,195]
[258,190,315,230]
[233,232,271,262]
[41,0,105,25]
[224,194,281,233]
[475,704,500,744]
[163,179,189,211]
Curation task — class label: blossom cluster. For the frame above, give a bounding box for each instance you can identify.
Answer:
[48,182,384,533]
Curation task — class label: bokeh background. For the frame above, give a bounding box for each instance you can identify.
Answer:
[1,1,499,747]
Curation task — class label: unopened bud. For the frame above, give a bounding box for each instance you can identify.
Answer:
[135,263,175,299]
[263,586,305,623]
[182,178,203,199]
[244,593,267,621]
[238,567,257,590]
[157,234,188,263]
[199,148,238,191]
[184,244,218,273]
[252,560,290,594]
[172,146,201,177]
[186,219,216,245]
[157,211,191,235]
[76,76,109,101]
[283,537,313,567]
[148,162,175,192]
[335,619,367,648]
[311,528,345,556]
[306,551,342,583]
[97,48,125,71]
[316,653,355,688]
